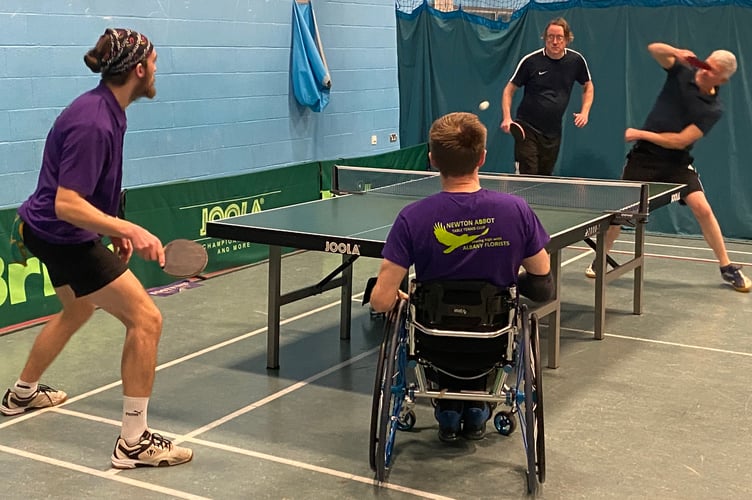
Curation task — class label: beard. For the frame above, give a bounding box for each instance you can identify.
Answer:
[132,73,156,101]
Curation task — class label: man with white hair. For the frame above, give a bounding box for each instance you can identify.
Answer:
[586,43,750,292]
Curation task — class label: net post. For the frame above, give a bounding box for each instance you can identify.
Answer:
[331,164,340,194]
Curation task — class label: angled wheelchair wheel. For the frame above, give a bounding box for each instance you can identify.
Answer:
[520,310,546,494]
[531,314,546,484]
[369,308,392,471]
[370,299,409,482]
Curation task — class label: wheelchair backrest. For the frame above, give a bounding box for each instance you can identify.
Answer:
[409,280,517,332]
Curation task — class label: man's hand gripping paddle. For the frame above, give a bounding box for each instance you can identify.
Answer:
[162,239,208,278]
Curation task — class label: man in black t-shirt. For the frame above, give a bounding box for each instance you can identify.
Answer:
[585,42,750,293]
[501,17,594,176]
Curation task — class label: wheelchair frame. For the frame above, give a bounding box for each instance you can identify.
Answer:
[368,283,546,494]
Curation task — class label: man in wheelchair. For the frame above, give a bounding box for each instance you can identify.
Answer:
[370,112,555,442]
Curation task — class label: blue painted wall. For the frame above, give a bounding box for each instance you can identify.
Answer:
[0,0,401,208]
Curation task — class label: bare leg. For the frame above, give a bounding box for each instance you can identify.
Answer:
[586,225,621,277]
[86,270,162,398]
[683,191,731,266]
[19,286,95,382]
[602,225,621,255]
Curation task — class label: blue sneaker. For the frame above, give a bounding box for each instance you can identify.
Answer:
[721,264,751,292]
[462,402,491,440]
[434,401,462,442]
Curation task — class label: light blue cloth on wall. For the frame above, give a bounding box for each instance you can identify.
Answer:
[291,0,332,112]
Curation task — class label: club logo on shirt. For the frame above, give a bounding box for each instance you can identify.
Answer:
[433,219,509,254]
[325,240,360,255]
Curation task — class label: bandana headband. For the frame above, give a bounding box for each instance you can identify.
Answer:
[99,28,153,76]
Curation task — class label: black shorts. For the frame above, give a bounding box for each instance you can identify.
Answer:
[21,221,128,297]
[622,150,704,200]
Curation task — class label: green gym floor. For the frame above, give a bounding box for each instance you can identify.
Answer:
[1,233,751,499]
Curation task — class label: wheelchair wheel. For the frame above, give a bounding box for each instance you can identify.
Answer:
[368,306,392,471]
[493,411,516,436]
[521,311,546,494]
[531,314,546,484]
[370,300,409,482]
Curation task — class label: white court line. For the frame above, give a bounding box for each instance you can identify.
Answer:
[0,289,453,499]
[186,436,456,500]
[177,347,379,442]
[561,326,752,358]
[1,236,746,495]
[637,240,752,255]
[32,350,453,500]
[0,298,351,432]
[568,246,752,267]
[0,443,210,500]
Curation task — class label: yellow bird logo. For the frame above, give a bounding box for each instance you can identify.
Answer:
[433,222,489,254]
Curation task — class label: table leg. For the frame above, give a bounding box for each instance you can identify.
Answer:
[634,218,645,315]
[594,222,608,340]
[340,254,353,340]
[267,245,282,369]
[547,250,562,369]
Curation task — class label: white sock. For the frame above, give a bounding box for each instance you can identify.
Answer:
[14,379,37,398]
[121,396,149,446]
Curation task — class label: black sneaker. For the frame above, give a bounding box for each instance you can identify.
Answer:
[461,402,491,440]
[111,430,193,468]
[0,384,67,416]
[720,264,751,292]
[435,401,462,443]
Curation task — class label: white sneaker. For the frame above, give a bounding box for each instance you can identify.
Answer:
[111,430,193,468]
[0,384,67,416]
[585,263,596,279]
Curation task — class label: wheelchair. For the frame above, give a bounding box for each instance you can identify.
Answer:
[368,280,545,494]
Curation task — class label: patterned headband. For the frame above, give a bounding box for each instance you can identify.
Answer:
[99,28,153,76]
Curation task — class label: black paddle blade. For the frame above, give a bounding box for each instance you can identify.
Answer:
[162,239,208,278]
[510,121,526,141]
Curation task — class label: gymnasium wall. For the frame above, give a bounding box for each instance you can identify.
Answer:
[0,0,401,209]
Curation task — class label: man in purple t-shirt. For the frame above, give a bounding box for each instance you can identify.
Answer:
[1,29,192,468]
[370,112,554,442]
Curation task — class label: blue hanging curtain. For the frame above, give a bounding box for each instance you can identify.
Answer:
[291,0,332,112]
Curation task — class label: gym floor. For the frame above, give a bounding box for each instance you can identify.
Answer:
[1,233,751,499]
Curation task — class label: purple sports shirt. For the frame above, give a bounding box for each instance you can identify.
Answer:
[18,82,127,244]
[382,189,550,287]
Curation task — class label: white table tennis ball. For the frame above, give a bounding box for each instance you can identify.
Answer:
[478,100,490,111]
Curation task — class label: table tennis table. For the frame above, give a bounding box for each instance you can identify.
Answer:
[207,166,684,369]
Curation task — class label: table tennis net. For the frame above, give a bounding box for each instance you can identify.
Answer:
[333,165,645,213]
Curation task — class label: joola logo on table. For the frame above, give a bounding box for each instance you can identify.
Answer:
[324,241,360,255]
[584,225,598,238]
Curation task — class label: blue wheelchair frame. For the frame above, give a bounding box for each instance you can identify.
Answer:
[368,282,545,494]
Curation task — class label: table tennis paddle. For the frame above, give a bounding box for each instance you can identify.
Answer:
[510,121,526,141]
[162,239,208,278]
[686,56,711,70]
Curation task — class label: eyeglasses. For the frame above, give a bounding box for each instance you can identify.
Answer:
[546,34,565,42]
